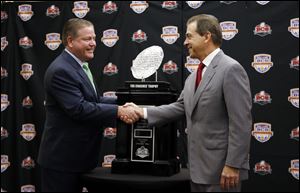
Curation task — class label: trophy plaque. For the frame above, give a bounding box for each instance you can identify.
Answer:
[111,46,180,176]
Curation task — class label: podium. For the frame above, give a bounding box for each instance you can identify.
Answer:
[111,81,180,176]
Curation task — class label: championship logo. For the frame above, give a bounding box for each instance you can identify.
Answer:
[44,33,62,51]
[1,37,8,51]
[289,159,299,180]
[1,94,10,112]
[21,156,35,170]
[185,56,200,73]
[20,123,36,141]
[161,26,180,44]
[72,1,90,18]
[102,154,116,168]
[290,127,299,141]
[220,1,237,4]
[46,5,60,18]
[1,67,8,80]
[18,4,34,22]
[19,36,33,49]
[254,91,272,105]
[103,127,117,139]
[220,21,239,40]
[136,146,149,158]
[103,91,117,98]
[1,127,9,140]
[163,60,178,74]
[130,1,149,14]
[254,22,272,37]
[101,29,119,47]
[82,187,88,192]
[251,54,273,73]
[1,155,10,173]
[22,96,33,109]
[256,1,270,5]
[252,122,273,143]
[103,1,118,14]
[20,185,35,192]
[103,62,118,76]
[1,11,8,23]
[254,160,272,175]
[20,63,34,80]
[290,56,299,70]
[288,88,299,108]
[132,29,147,43]
[186,1,205,9]
[288,18,299,38]
[162,1,178,10]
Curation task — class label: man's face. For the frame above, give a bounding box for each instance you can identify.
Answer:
[68,26,96,62]
[184,22,206,59]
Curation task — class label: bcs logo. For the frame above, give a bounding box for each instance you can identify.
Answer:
[161,26,180,44]
[72,1,90,18]
[19,36,33,49]
[103,1,118,14]
[22,96,33,109]
[290,127,299,141]
[103,91,117,98]
[162,1,178,10]
[21,156,35,170]
[185,56,200,73]
[45,33,62,51]
[186,1,205,9]
[251,54,273,73]
[1,94,10,112]
[20,63,34,80]
[289,159,299,180]
[46,5,60,18]
[20,123,36,141]
[132,29,147,43]
[130,1,149,14]
[1,11,8,23]
[1,127,9,140]
[288,18,299,38]
[254,91,271,105]
[18,4,34,22]
[254,22,272,37]
[256,1,270,5]
[1,67,8,80]
[102,154,116,167]
[220,21,238,40]
[103,62,118,76]
[20,185,35,192]
[290,56,299,70]
[101,29,119,47]
[163,60,178,74]
[288,88,299,108]
[1,155,10,173]
[254,160,272,175]
[103,127,117,139]
[1,36,8,51]
[252,122,273,143]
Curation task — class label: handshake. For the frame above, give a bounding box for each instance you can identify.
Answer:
[117,103,144,124]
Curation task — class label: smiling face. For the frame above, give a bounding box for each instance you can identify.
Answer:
[67,25,96,62]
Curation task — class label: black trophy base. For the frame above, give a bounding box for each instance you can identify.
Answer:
[111,158,180,176]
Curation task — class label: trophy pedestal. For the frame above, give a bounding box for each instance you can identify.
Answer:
[111,81,180,176]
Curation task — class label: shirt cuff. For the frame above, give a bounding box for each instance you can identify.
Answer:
[143,108,148,119]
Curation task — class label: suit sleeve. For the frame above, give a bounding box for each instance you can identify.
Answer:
[223,63,252,169]
[48,68,118,123]
[147,90,185,127]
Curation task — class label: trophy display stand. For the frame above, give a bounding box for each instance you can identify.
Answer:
[111,81,180,176]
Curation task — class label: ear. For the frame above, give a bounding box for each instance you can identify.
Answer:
[67,36,73,48]
[204,32,212,43]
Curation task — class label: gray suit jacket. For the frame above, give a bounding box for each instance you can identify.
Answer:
[147,50,252,184]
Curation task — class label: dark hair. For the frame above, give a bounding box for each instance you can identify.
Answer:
[187,14,222,46]
[62,18,94,46]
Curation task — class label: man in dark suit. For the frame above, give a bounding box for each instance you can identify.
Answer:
[38,18,139,192]
[129,14,252,192]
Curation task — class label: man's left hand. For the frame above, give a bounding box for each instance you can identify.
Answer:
[220,165,240,190]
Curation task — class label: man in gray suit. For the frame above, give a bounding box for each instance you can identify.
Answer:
[125,14,252,192]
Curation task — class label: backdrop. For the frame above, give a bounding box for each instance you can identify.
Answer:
[1,1,299,192]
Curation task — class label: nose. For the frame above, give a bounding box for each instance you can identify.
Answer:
[90,39,96,47]
[184,38,188,46]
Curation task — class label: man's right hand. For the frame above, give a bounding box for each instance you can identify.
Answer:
[117,103,143,124]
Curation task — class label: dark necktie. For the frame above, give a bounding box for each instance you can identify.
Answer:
[195,62,205,91]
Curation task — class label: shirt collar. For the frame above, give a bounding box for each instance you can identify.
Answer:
[202,48,220,67]
[65,48,84,67]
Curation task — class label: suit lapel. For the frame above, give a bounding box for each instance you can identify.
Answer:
[77,69,98,100]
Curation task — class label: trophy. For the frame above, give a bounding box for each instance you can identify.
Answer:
[111,46,180,176]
